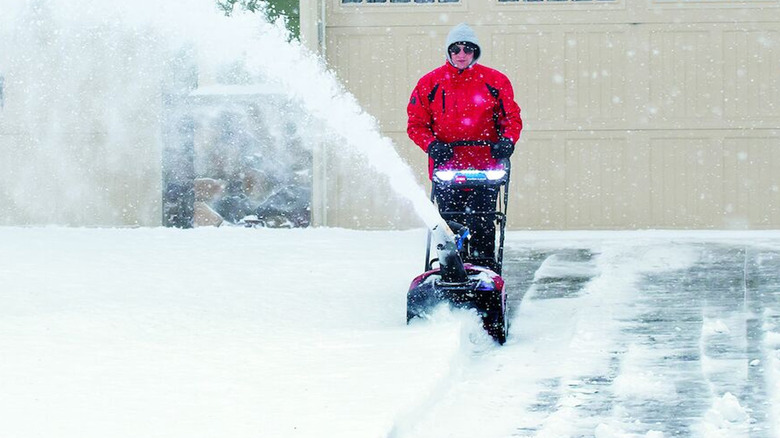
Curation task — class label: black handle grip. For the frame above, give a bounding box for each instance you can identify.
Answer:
[447,140,492,147]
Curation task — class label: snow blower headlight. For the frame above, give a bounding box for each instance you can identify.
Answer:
[485,170,507,181]
[434,170,456,181]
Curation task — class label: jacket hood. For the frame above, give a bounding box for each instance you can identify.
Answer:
[445,23,481,68]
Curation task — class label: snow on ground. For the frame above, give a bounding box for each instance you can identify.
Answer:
[0,227,448,437]
[2,227,780,438]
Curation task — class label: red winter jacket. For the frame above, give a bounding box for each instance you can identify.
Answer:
[407,62,523,178]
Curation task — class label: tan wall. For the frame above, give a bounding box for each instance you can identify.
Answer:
[303,0,780,229]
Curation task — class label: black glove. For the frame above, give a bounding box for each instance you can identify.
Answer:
[427,140,453,166]
[491,138,515,159]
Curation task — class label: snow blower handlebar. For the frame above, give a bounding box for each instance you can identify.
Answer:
[446,140,491,147]
[424,139,511,277]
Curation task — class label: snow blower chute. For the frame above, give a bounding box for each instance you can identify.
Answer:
[407,142,511,344]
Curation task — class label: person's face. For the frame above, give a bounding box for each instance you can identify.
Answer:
[449,44,475,70]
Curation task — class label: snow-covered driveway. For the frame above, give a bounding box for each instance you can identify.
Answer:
[1,228,779,438]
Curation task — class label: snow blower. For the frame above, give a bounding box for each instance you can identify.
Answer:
[407,143,511,344]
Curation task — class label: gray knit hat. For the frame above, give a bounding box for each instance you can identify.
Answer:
[445,23,481,68]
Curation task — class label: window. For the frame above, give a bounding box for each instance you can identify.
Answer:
[498,0,614,2]
[342,0,458,4]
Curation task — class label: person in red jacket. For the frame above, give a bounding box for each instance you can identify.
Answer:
[407,23,522,268]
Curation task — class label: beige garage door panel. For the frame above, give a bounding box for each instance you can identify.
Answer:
[648,29,720,123]
[723,136,780,228]
[563,136,644,229]
[510,132,651,230]
[644,132,780,230]
[724,29,780,122]
[490,29,563,126]
[649,135,723,229]
[509,134,566,229]
[647,25,780,128]
[562,30,629,126]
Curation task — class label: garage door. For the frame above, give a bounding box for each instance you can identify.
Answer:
[303,0,780,229]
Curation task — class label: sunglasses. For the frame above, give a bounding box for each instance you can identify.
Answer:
[449,45,475,55]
